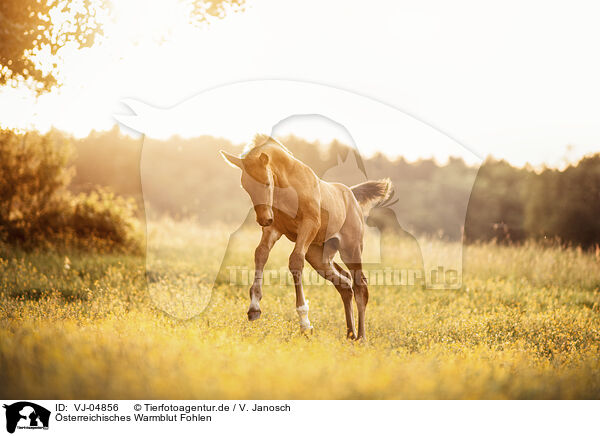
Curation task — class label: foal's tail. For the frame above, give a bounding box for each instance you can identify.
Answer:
[351,178,393,215]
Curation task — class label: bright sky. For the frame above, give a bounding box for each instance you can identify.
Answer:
[1,0,599,168]
[115,81,482,164]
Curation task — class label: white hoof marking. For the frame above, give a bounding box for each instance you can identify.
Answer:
[296,300,312,331]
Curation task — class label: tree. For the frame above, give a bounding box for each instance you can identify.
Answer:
[0,128,71,237]
[464,159,530,243]
[523,156,600,247]
[0,0,102,92]
[0,0,244,93]
[0,128,141,252]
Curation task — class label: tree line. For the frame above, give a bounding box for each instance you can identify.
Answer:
[69,127,599,247]
[1,127,598,250]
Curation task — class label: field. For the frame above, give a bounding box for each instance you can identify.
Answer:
[1,220,600,399]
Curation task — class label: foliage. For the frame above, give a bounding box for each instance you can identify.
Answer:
[0,0,244,92]
[65,128,600,247]
[0,129,141,253]
[2,126,597,250]
[465,159,531,243]
[0,0,103,92]
[0,222,598,399]
[523,155,600,248]
[33,188,142,253]
[0,129,72,235]
[188,0,245,25]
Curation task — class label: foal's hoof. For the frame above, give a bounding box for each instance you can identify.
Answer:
[247,309,261,321]
[300,325,314,335]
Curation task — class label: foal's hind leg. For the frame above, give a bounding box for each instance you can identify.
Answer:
[341,245,368,340]
[305,242,357,339]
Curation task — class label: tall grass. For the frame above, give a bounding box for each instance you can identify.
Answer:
[0,220,599,399]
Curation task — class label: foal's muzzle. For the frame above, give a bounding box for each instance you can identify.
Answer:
[254,205,273,227]
[258,218,273,227]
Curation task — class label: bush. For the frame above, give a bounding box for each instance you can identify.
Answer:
[0,129,142,253]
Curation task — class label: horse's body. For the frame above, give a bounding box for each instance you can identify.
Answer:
[221,134,391,339]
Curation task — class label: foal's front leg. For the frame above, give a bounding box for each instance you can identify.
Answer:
[248,226,281,320]
[289,220,319,332]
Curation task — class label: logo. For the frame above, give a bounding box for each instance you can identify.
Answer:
[3,402,50,434]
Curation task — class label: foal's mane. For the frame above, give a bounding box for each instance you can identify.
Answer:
[241,133,293,158]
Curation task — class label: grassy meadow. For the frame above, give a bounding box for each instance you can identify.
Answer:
[1,220,600,399]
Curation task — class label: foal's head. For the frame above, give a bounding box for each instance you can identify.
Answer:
[221,149,274,227]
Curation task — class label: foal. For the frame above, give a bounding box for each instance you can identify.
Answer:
[221,134,391,340]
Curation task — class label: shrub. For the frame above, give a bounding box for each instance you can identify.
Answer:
[0,129,142,253]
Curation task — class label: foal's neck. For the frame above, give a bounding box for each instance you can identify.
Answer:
[267,146,304,184]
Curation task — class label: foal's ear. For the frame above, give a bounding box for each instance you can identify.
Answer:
[220,150,243,169]
[259,153,269,166]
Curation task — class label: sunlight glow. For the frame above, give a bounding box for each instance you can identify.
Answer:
[0,0,599,168]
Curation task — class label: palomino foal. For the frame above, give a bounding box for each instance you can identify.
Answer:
[221,134,391,340]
